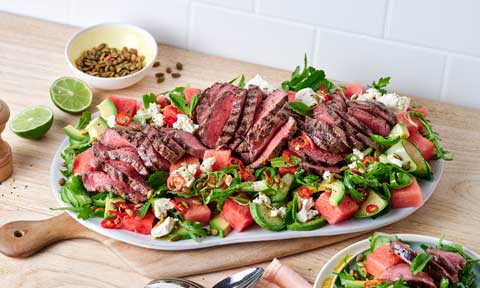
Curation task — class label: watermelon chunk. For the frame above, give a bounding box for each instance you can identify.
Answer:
[203,149,231,170]
[391,178,423,209]
[72,148,95,175]
[108,96,137,118]
[408,132,435,161]
[122,211,155,235]
[184,88,201,105]
[175,197,211,225]
[396,112,425,134]
[287,91,296,102]
[366,245,404,278]
[220,198,254,231]
[314,192,359,225]
[341,83,365,98]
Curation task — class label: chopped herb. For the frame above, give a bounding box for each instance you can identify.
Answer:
[167,87,198,117]
[142,93,158,108]
[282,54,327,92]
[371,76,391,95]
[238,74,246,88]
[410,253,433,275]
[147,171,169,190]
[178,220,207,241]
[288,101,312,116]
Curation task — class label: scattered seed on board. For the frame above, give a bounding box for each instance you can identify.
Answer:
[155,72,164,78]
[157,77,165,83]
[172,73,181,78]
[58,178,66,186]
[176,62,183,70]
[166,67,172,74]
[152,61,160,68]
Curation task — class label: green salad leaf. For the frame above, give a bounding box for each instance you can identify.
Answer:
[371,76,391,95]
[147,171,169,190]
[282,54,326,92]
[410,253,433,275]
[238,74,246,88]
[142,93,158,108]
[167,87,198,117]
[270,155,302,168]
[77,111,91,130]
[288,101,312,116]
[178,220,208,241]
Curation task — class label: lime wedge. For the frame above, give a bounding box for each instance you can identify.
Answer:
[50,77,92,113]
[10,106,54,139]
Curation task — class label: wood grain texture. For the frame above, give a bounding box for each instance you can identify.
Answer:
[0,12,479,288]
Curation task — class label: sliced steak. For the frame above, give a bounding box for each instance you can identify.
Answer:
[216,88,247,147]
[93,158,153,196]
[253,89,287,124]
[100,128,134,149]
[348,107,391,136]
[348,100,395,126]
[92,142,149,177]
[329,109,376,149]
[230,85,264,150]
[380,264,436,288]
[427,248,467,273]
[327,94,347,112]
[390,240,418,263]
[237,104,290,163]
[299,117,350,153]
[290,143,344,166]
[313,103,336,126]
[161,128,207,159]
[249,117,297,169]
[197,85,239,148]
[142,125,185,164]
[82,171,147,204]
[195,82,227,124]
[300,162,341,175]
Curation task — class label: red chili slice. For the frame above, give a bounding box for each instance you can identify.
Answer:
[167,174,185,192]
[366,204,379,214]
[115,112,132,126]
[263,171,273,186]
[101,215,123,229]
[362,156,376,166]
[282,150,299,166]
[239,169,255,182]
[171,199,187,214]
[228,157,245,169]
[289,134,314,151]
[297,186,312,199]
[279,167,297,176]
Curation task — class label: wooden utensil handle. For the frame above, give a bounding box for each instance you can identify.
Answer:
[0,213,101,258]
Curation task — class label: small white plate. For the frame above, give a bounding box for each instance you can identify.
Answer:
[313,234,480,288]
[50,120,444,250]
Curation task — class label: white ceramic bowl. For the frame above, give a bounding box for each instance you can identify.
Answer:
[65,23,158,90]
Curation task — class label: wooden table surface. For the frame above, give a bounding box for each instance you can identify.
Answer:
[1,13,479,288]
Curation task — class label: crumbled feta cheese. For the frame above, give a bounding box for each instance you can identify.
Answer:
[152,198,175,219]
[151,217,177,238]
[377,93,411,113]
[352,149,365,161]
[105,115,116,128]
[133,109,150,125]
[247,74,275,94]
[147,103,160,115]
[295,88,321,107]
[270,206,287,218]
[322,170,332,181]
[348,161,358,170]
[296,197,318,223]
[253,193,271,206]
[200,157,216,173]
[355,88,382,101]
[151,113,164,127]
[173,114,199,133]
[172,163,199,188]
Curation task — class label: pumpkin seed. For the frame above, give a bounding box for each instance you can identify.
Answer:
[152,61,160,67]
[166,67,172,74]
[176,62,183,70]
[171,72,181,78]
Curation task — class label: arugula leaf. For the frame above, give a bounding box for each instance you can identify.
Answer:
[167,87,198,117]
[77,111,91,130]
[410,253,432,275]
[138,184,168,218]
[178,220,207,241]
[270,155,302,168]
[146,171,169,189]
[407,111,453,161]
[188,94,199,116]
[91,192,108,207]
[282,54,328,92]
[142,93,158,108]
[371,134,400,150]
[228,75,240,84]
[371,76,391,95]
[238,74,246,88]
[288,101,312,116]
[60,147,75,177]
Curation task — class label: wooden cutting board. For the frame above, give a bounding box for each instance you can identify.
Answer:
[0,213,362,278]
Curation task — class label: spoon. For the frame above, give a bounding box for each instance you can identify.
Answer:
[145,267,264,288]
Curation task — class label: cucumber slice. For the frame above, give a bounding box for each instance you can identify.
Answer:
[389,122,409,139]
[384,141,417,172]
[249,202,286,231]
[287,216,326,231]
[402,139,432,180]
[271,173,294,204]
[354,190,389,218]
[64,124,88,142]
[329,180,346,206]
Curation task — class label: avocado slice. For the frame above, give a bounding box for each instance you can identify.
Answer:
[329,180,346,206]
[383,140,417,172]
[64,125,89,142]
[249,202,286,231]
[97,98,117,118]
[85,117,109,140]
[287,216,326,231]
[209,214,232,238]
[104,194,125,219]
[271,173,294,204]
[354,190,388,218]
[402,139,432,180]
[389,123,409,139]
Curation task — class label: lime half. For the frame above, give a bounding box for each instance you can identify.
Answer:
[10,106,54,139]
[50,77,92,113]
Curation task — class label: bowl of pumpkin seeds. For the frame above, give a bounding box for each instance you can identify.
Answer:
[65,23,158,90]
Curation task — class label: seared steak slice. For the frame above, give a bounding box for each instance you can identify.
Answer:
[313,103,336,126]
[299,117,350,153]
[348,100,395,126]
[328,109,376,149]
[195,82,228,125]
[142,125,184,164]
[237,104,290,163]
[161,128,207,159]
[290,141,344,165]
[216,88,247,147]
[82,171,147,204]
[230,85,264,150]
[327,94,347,112]
[100,128,134,149]
[426,248,466,273]
[197,85,239,148]
[93,159,153,196]
[380,264,436,288]
[253,89,287,124]
[300,162,341,175]
[249,117,297,168]
[92,142,149,177]
[348,107,391,136]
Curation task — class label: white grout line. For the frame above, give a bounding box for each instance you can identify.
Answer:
[382,0,393,38]
[440,56,451,101]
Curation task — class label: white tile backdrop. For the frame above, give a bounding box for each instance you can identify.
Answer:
[1,0,479,107]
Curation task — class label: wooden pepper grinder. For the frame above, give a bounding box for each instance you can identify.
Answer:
[0,99,13,182]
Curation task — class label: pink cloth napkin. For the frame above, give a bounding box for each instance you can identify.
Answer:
[256,258,313,288]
